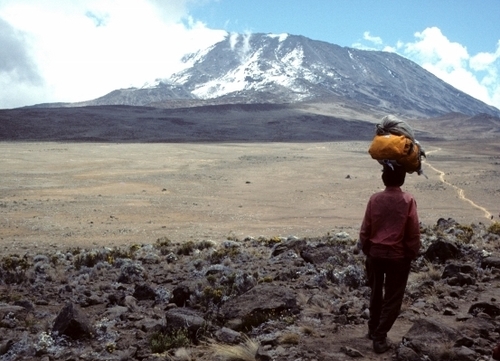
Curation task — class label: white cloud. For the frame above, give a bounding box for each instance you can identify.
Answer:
[0,0,226,108]
[363,31,382,45]
[354,27,500,111]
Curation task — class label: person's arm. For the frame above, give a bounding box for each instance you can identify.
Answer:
[404,198,421,259]
[359,199,372,255]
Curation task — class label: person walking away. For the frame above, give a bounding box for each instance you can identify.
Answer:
[358,165,421,353]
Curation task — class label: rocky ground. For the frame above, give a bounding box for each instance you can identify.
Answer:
[0,217,500,361]
[1,139,499,360]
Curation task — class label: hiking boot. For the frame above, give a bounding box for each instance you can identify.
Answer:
[367,330,376,340]
[373,339,390,354]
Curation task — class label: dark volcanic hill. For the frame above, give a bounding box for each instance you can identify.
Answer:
[60,33,500,119]
[0,103,379,142]
[2,100,499,142]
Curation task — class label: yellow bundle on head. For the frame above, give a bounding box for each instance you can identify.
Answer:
[369,134,407,160]
[368,115,426,175]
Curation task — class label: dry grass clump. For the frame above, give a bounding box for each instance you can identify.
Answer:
[488,221,500,235]
[436,341,457,361]
[410,259,442,283]
[257,236,283,247]
[167,348,194,361]
[279,332,300,345]
[300,324,317,336]
[210,336,259,361]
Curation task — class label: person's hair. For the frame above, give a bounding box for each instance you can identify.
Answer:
[381,165,406,187]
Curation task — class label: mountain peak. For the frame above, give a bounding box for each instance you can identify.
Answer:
[65,33,500,118]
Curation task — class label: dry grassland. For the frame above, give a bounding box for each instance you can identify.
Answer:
[1,140,499,254]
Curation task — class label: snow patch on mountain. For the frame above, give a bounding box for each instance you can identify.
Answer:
[268,33,289,42]
[81,32,500,117]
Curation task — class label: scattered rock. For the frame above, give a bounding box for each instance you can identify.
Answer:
[399,318,464,359]
[468,302,500,317]
[0,219,498,361]
[52,303,93,339]
[340,345,364,357]
[424,238,460,262]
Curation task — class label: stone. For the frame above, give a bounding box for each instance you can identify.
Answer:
[271,238,306,257]
[442,263,475,278]
[300,244,338,265]
[340,345,364,357]
[171,284,192,307]
[52,303,93,339]
[401,318,462,358]
[481,257,500,270]
[424,239,460,262]
[165,307,206,342]
[468,302,500,317]
[219,284,299,331]
[133,283,157,300]
[215,327,241,344]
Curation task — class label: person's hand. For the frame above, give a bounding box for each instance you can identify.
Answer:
[352,240,362,255]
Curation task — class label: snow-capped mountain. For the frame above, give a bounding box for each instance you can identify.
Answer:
[74,33,500,118]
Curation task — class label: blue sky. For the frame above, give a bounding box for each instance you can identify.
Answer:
[0,0,499,110]
[191,0,499,56]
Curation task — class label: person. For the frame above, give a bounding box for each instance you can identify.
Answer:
[358,164,421,354]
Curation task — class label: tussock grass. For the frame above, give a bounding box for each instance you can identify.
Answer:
[279,332,300,345]
[166,348,194,361]
[436,341,456,361]
[210,336,259,361]
[300,324,317,336]
[410,260,441,284]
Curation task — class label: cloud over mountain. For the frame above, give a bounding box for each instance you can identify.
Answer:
[78,33,500,119]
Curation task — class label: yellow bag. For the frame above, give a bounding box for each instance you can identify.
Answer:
[368,134,407,160]
[368,134,421,174]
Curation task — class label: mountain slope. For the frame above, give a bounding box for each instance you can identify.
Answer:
[73,33,500,118]
[0,103,378,142]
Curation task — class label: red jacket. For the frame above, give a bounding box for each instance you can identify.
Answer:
[359,186,420,259]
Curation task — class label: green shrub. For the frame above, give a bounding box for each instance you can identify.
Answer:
[155,236,172,247]
[154,237,172,255]
[455,224,474,243]
[150,329,190,353]
[488,222,500,235]
[1,255,30,271]
[177,241,195,256]
[208,248,240,264]
[195,239,215,251]
[203,286,224,305]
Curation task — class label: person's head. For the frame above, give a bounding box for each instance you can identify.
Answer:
[382,164,406,187]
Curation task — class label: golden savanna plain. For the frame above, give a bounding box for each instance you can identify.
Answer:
[1,139,499,254]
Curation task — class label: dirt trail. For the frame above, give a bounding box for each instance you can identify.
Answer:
[424,148,493,220]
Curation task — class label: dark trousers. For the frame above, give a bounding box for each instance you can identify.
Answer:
[365,256,411,341]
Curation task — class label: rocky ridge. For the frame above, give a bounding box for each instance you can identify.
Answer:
[0,218,500,361]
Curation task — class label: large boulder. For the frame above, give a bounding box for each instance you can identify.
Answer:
[424,239,460,262]
[165,307,206,342]
[271,238,306,257]
[398,318,465,360]
[219,284,299,331]
[52,303,93,339]
[300,244,338,265]
[468,302,500,318]
[481,257,500,270]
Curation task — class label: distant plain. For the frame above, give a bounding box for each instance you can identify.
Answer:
[1,137,499,254]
